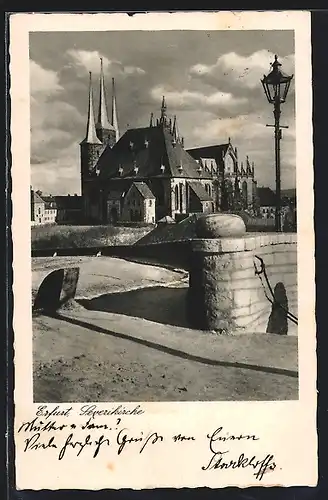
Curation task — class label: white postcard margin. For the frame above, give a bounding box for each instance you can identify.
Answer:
[10,11,317,490]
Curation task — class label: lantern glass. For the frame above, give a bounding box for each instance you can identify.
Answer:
[261,55,293,104]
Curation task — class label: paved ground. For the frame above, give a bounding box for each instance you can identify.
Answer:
[32,256,298,403]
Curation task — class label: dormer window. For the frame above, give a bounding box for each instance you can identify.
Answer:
[197,165,202,175]
[160,164,165,173]
[129,141,134,149]
[118,165,123,176]
[144,139,149,148]
[133,164,139,175]
[178,163,183,173]
[172,138,177,147]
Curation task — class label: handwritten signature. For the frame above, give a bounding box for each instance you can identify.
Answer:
[202,427,276,480]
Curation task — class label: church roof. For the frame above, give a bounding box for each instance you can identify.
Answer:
[108,190,125,200]
[187,143,230,172]
[199,157,218,174]
[131,182,155,199]
[97,125,213,180]
[187,181,213,202]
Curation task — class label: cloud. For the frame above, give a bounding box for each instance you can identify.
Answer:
[190,113,295,188]
[191,115,266,143]
[150,85,247,111]
[30,60,64,96]
[190,50,295,90]
[65,49,146,77]
[31,142,81,195]
[30,60,85,173]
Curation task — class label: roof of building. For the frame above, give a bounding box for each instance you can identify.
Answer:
[31,191,45,204]
[187,181,213,202]
[42,195,82,210]
[97,124,213,180]
[44,200,57,210]
[157,215,175,224]
[199,157,218,173]
[130,181,156,199]
[257,187,276,206]
[187,143,231,173]
[281,188,296,199]
[108,190,125,200]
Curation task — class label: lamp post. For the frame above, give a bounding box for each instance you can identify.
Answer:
[261,55,293,232]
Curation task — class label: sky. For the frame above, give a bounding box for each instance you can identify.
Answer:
[29,30,295,195]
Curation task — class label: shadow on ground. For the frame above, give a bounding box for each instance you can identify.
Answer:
[78,285,190,328]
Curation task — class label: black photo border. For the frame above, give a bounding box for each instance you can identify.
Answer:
[3,6,327,500]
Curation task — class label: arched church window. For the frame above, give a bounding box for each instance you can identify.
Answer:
[224,154,235,175]
[242,181,248,207]
[179,183,183,212]
[175,185,179,210]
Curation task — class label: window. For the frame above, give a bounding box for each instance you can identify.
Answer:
[149,200,152,207]
[175,185,179,211]
[179,183,183,212]
[225,154,235,174]
[38,207,41,214]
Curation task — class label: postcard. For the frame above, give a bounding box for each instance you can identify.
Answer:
[10,10,317,490]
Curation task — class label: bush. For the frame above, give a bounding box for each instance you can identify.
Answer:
[31,225,152,250]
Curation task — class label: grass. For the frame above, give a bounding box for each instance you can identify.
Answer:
[31,224,152,250]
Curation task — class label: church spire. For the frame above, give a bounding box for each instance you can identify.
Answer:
[172,115,177,139]
[97,58,111,131]
[160,95,167,124]
[111,77,119,142]
[172,115,181,143]
[84,72,101,144]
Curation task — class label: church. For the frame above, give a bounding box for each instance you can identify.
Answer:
[80,60,258,224]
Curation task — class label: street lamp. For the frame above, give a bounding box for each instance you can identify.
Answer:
[261,54,293,231]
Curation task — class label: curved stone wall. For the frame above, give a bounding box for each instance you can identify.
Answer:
[188,232,297,335]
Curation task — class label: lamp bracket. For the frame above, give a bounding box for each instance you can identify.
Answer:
[266,124,289,129]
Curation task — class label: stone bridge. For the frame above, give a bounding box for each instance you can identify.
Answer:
[34,214,297,335]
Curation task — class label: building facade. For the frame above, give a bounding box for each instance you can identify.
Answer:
[30,188,57,226]
[80,63,258,224]
[121,182,156,223]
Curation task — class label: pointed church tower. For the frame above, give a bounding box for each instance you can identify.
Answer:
[96,58,117,147]
[111,77,120,143]
[160,95,167,126]
[172,115,178,141]
[80,72,103,196]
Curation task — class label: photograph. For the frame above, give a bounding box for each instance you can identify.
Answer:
[29,27,299,404]
[11,11,317,491]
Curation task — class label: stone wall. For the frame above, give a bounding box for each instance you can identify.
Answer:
[188,233,297,335]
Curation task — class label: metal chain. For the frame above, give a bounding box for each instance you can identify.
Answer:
[253,255,298,325]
